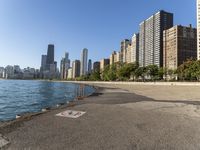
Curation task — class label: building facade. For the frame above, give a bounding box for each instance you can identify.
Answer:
[72,60,80,78]
[110,51,116,66]
[46,44,54,68]
[139,10,173,67]
[40,44,57,79]
[100,59,110,72]
[60,52,70,79]
[93,61,100,72]
[163,25,197,70]
[197,0,200,60]
[131,33,139,63]
[121,39,130,63]
[80,48,88,76]
[88,59,92,74]
[67,68,73,79]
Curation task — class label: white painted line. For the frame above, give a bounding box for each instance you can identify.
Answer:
[56,110,86,118]
[0,134,9,149]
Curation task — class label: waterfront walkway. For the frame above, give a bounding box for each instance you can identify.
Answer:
[1,84,200,149]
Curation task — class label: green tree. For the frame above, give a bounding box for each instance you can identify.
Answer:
[135,67,147,81]
[117,62,139,80]
[146,65,159,80]
[89,71,101,81]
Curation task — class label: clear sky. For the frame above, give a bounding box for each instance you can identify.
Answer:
[0,0,196,69]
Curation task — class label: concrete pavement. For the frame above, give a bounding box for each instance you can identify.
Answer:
[1,86,200,149]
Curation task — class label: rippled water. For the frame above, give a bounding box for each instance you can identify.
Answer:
[0,80,95,121]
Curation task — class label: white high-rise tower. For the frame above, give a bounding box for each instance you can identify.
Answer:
[80,48,88,76]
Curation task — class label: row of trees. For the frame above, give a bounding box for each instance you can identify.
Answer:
[76,59,200,81]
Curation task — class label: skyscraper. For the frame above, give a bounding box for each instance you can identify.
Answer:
[40,55,47,72]
[93,62,100,72]
[88,59,92,74]
[120,39,130,63]
[80,48,88,76]
[110,51,117,65]
[163,25,197,70]
[100,59,110,72]
[72,60,80,78]
[46,44,54,65]
[139,10,173,67]
[40,44,56,79]
[197,0,200,60]
[60,52,70,79]
[131,33,139,63]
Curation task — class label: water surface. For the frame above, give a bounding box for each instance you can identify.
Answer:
[0,80,95,121]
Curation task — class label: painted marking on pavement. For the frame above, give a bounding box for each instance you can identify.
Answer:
[56,110,86,118]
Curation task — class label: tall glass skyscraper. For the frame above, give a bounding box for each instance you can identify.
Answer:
[80,48,88,76]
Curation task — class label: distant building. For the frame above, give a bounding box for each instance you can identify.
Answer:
[13,65,23,79]
[0,67,4,78]
[121,39,130,63]
[40,55,47,73]
[131,33,139,63]
[23,67,35,79]
[88,59,92,74]
[115,52,121,63]
[93,61,100,72]
[100,59,110,72]
[60,52,70,79]
[126,33,139,64]
[4,65,14,79]
[197,0,200,60]
[110,51,116,66]
[72,60,80,78]
[46,44,54,66]
[163,25,197,70]
[40,44,57,79]
[67,68,73,79]
[139,10,173,67]
[126,44,132,64]
[80,48,88,76]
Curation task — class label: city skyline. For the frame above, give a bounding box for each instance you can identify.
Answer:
[0,0,196,68]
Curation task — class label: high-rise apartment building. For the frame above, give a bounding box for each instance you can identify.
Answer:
[100,59,110,71]
[126,44,132,64]
[163,25,197,70]
[110,51,121,65]
[131,33,139,63]
[121,39,130,63]
[197,0,200,60]
[139,10,173,67]
[80,48,88,76]
[72,60,80,78]
[126,34,139,64]
[110,51,116,65]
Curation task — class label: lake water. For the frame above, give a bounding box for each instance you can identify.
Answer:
[0,80,95,121]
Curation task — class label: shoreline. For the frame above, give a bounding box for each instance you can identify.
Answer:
[0,82,97,130]
[1,82,200,149]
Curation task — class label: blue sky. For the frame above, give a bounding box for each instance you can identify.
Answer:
[0,0,196,69]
